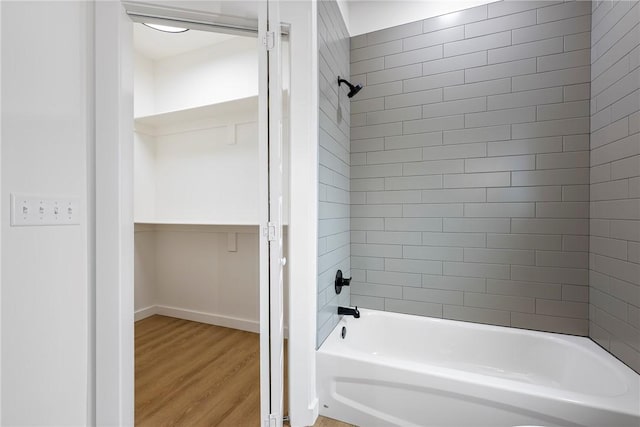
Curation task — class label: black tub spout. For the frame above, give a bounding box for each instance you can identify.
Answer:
[338,306,360,318]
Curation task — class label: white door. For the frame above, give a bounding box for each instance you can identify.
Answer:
[258,1,285,426]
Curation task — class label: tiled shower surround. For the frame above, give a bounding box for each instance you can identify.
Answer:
[588,1,640,373]
[349,2,594,335]
[317,0,351,347]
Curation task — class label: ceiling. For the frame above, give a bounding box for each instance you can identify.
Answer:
[133,1,501,58]
[340,0,500,36]
[133,23,240,60]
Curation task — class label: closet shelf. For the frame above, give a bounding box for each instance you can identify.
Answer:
[134,96,258,131]
[134,220,259,226]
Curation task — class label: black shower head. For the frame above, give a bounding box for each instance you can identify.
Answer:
[338,77,364,98]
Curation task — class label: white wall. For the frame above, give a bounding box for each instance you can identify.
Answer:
[155,36,258,113]
[155,122,259,223]
[133,31,265,226]
[134,224,157,314]
[0,3,3,420]
[133,132,157,220]
[1,2,89,425]
[0,0,319,425]
[134,113,261,224]
[134,54,155,118]
[155,227,259,324]
[135,35,258,116]
[135,225,261,327]
[344,0,499,36]
[134,225,290,333]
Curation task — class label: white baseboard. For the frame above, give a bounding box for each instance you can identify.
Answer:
[155,305,260,333]
[134,305,289,338]
[134,306,157,321]
[290,398,319,427]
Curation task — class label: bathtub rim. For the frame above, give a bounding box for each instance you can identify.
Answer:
[317,308,640,419]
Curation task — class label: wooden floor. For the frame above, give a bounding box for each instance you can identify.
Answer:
[136,315,353,427]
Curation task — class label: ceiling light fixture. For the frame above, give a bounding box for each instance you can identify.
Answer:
[142,23,189,33]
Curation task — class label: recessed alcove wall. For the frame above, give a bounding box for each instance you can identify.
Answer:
[346,0,640,373]
[349,1,593,333]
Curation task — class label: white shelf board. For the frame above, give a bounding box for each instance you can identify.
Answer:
[134,96,258,130]
[134,220,259,226]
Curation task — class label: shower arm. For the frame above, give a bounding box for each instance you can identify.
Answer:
[338,77,355,91]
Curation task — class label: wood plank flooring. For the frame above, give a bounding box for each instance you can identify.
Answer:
[135,315,353,427]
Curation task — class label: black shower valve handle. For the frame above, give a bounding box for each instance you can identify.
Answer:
[335,269,352,294]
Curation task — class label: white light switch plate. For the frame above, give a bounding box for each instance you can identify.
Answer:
[11,194,80,226]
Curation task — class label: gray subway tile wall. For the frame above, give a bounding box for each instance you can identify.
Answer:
[349,1,593,337]
[589,0,640,373]
[317,0,351,347]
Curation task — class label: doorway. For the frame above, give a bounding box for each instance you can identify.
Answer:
[131,18,290,425]
[94,2,320,425]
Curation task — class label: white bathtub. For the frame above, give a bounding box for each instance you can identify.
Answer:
[317,309,640,427]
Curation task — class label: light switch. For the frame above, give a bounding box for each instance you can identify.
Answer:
[11,194,80,226]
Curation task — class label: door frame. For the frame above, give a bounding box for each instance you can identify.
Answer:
[93,1,320,426]
[258,0,285,424]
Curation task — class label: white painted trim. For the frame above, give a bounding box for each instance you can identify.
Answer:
[122,1,259,37]
[133,223,260,233]
[258,2,271,424]
[284,1,320,425]
[267,1,285,425]
[0,2,3,421]
[134,305,292,338]
[86,1,97,424]
[156,306,260,333]
[95,3,135,426]
[133,306,156,322]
